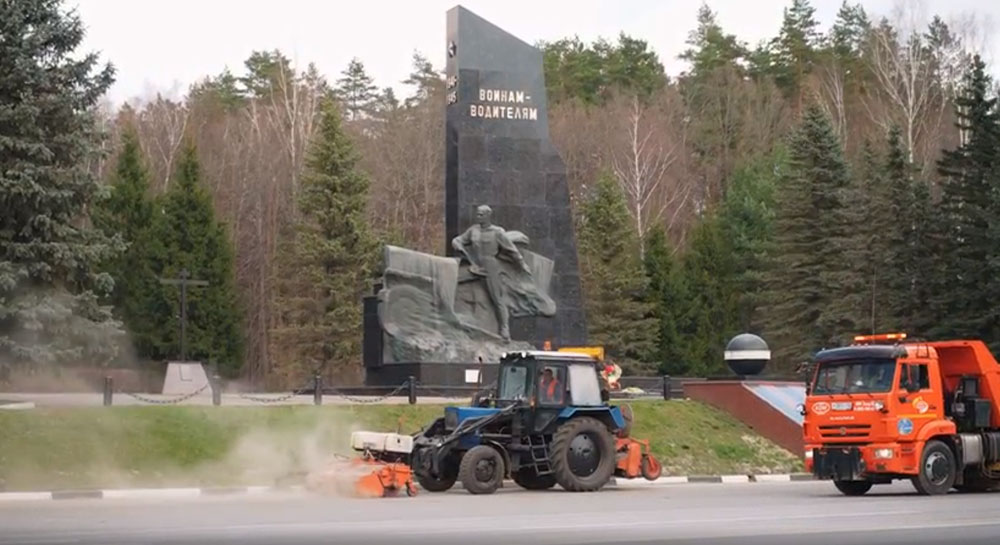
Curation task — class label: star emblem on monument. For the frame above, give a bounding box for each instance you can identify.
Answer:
[447,91,457,105]
[448,41,457,57]
[447,75,458,89]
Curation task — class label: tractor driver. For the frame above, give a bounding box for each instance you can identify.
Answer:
[539,367,563,404]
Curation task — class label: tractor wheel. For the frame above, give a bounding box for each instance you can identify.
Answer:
[458,445,505,495]
[911,440,956,496]
[513,468,557,490]
[416,470,457,492]
[550,416,617,492]
[415,452,459,492]
[834,480,872,496]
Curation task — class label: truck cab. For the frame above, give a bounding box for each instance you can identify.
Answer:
[802,333,1000,495]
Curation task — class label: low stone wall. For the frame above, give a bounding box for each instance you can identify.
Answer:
[683,380,804,455]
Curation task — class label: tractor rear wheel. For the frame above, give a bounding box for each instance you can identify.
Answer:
[550,416,617,492]
[458,445,504,495]
[513,468,557,490]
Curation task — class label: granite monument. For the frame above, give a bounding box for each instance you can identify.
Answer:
[362,5,587,386]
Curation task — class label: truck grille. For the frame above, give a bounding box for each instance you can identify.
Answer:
[819,424,871,439]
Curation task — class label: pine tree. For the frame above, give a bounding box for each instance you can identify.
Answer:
[402,51,443,108]
[932,56,1000,349]
[829,1,870,60]
[578,172,657,373]
[840,138,892,334]
[91,127,158,358]
[771,0,821,103]
[763,104,857,370]
[883,126,928,334]
[271,98,378,384]
[679,3,748,78]
[642,227,690,375]
[681,214,739,376]
[241,50,294,98]
[336,58,378,120]
[0,0,124,368]
[141,143,244,375]
[719,152,781,333]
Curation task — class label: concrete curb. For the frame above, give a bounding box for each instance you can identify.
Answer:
[0,475,814,502]
[608,473,814,487]
[0,486,307,502]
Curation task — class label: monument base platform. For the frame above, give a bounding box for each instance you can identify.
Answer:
[364,362,499,390]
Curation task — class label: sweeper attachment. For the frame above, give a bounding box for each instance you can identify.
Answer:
[305,431,417,498]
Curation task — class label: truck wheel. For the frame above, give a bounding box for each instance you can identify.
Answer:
[954,469,999,493]
[911,440,956,496]
[513,469,557,490]
[458,445,504,495]
[834,480,872,496]
[550,416,617,492]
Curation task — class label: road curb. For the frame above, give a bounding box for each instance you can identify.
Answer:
[0,486,307,502]
[0,475,813,502]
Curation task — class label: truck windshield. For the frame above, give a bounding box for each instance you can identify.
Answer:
[812,358,896,394]
[498,364,531,400]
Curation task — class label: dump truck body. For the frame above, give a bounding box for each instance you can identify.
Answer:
[802,335,1000,495]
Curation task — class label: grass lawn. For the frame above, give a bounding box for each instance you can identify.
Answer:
[0,400,802,491]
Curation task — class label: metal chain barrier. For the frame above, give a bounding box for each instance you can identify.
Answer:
[122,383,210,405]
[236,378,316,404]
[414,381,474,399]
[327,382,410,404]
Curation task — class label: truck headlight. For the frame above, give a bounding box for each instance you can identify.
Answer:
[874,448,893,459]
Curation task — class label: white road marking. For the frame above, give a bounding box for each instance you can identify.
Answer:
[102,488,201,499]
[0,492,50,502]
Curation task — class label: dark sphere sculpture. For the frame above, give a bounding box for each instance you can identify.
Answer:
[724,333,770,376]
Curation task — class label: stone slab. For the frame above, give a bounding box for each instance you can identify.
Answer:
[161,361,209,395]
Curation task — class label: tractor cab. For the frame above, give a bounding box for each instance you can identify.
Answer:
[495,350,606,409]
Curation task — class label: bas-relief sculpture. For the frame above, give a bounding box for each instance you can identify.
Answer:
[377,205,556,364]
[363,5,587,373]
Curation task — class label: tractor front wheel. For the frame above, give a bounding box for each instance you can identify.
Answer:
[513,468,557,490]
[414,450,459,492]
[550,416,617,492]
[458,445,505,495]
[416,471,457,492]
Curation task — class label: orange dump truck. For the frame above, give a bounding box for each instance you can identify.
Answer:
[801,333,1000,495]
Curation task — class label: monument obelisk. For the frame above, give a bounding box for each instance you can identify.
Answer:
[444,5,587,350]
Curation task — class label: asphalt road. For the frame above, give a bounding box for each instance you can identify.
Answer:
[2,481,1000,545]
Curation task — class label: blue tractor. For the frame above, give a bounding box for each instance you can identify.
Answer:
[410,350,662,494]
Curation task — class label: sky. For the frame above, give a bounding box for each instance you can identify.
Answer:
[71,0,998,106]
